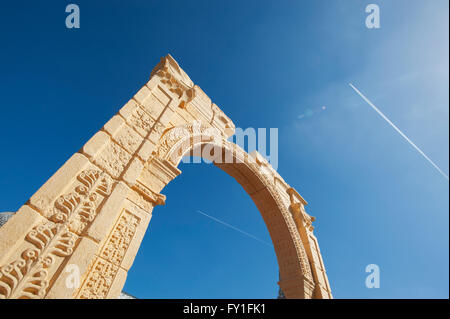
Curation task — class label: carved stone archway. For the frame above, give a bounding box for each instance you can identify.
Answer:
[0,55,332,299]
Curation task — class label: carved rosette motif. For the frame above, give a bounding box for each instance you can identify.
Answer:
[77,210,140,299]
[128,105,154,136]
[0,170,112,299]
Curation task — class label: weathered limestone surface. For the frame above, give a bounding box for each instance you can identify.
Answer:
[0,55,332,299]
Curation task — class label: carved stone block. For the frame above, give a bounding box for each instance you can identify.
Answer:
[93,138,132,179]
[29,153,91,215]
[110,122,144,155]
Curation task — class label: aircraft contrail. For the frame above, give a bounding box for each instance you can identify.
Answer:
[196,210,273,247]
[349,83,449,181]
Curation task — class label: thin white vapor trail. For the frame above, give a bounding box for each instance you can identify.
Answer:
[349,83,448,181]
[196,210,273,247]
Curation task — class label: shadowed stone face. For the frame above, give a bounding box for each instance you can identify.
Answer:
[119,292,136,299]
[0,212,15,228]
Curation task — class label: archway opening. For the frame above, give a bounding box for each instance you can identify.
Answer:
[123,155,279,298]
[123,136,312,298]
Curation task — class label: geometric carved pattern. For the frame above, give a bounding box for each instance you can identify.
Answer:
[76,210,140,299]
[76,257,119,299]
[101,212,140,265]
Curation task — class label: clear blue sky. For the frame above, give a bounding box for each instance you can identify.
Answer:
[0,1,448,298]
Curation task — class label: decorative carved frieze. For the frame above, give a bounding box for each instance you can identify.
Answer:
[0,170,112,299]
[157,121,223,165]
[0,222,76,299]
[51,170,113,235]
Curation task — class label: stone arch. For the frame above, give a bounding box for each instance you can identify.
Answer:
[0,54,331,299]
[154,122,317,298]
